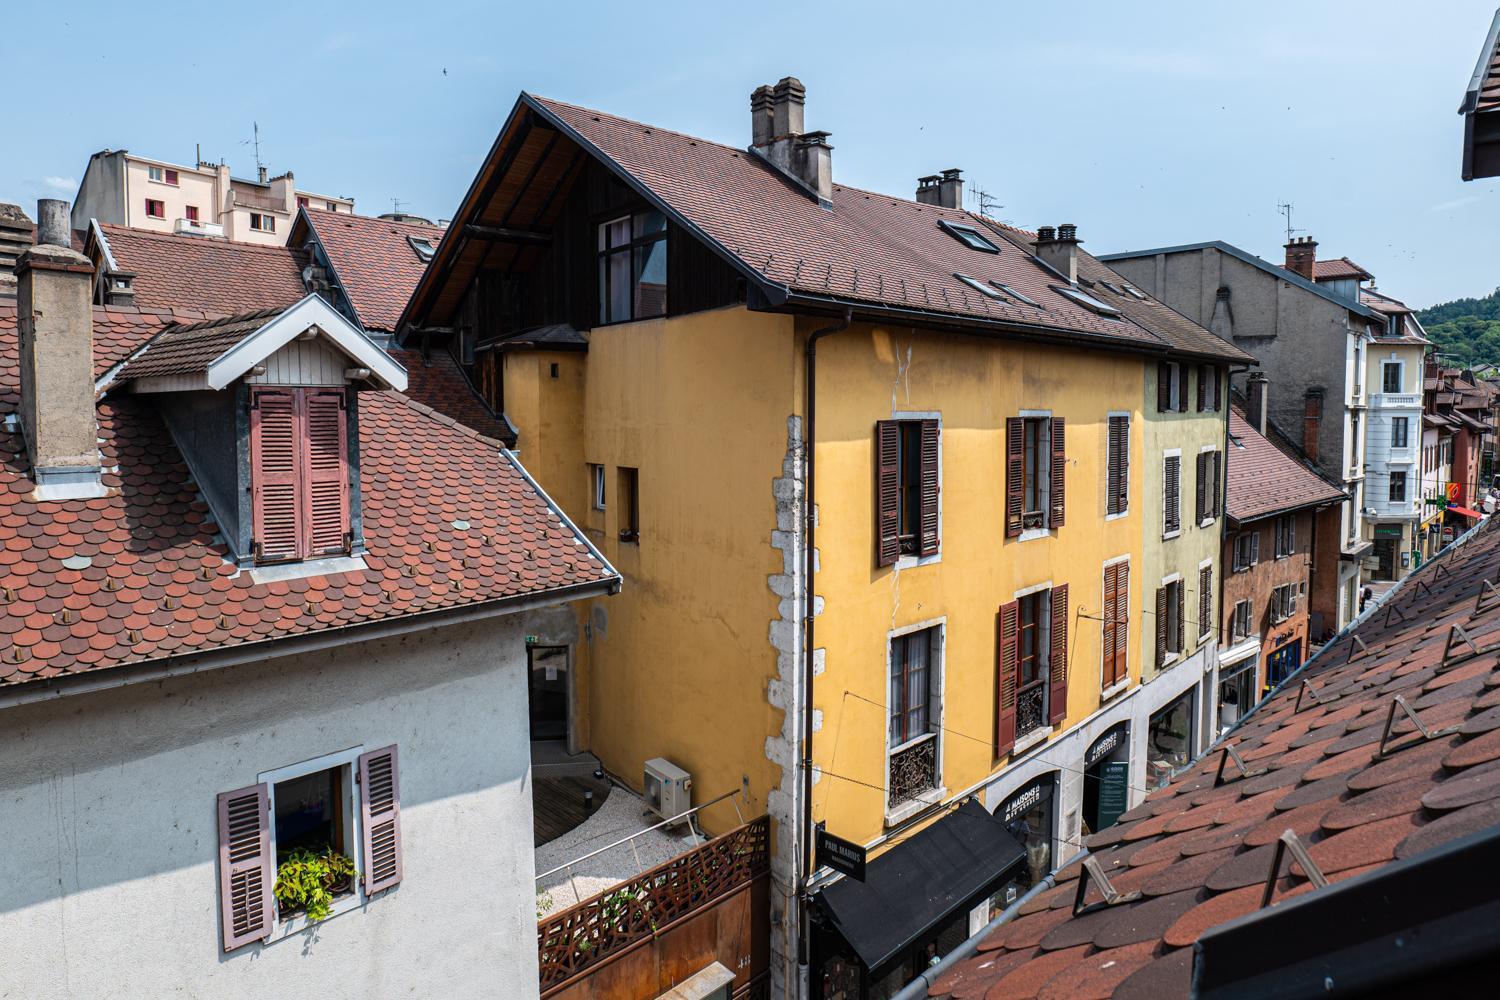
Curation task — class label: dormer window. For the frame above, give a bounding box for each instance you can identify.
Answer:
[937,219,1000,253]
[250,387,350,562]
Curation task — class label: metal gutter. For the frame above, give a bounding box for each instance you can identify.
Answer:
[0,576,618,713]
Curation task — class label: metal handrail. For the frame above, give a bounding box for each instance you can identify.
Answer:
[534,787,743,882]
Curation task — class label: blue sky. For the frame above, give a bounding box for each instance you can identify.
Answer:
[6,0,1497,307]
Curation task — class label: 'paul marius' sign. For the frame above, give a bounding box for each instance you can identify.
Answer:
[816,826,867,881]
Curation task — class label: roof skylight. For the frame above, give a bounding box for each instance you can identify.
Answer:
[954,273,1007,300]
[1053,285,1123,318]
[938,219,1000,254]
[407,235,436,263]
[990,282,1042,309]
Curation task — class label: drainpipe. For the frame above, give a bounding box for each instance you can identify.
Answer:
[799,307,852,985]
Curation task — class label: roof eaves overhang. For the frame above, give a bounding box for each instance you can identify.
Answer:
[1459,9,1500,116]
[207,294,408,391]
[1227,494,1346,529]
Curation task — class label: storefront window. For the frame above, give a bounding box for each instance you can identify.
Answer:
[1082,724,1130,835]
[1148,692,1195,789]
[992,774,1057,908]
[1217,660,1257,737]
[1265,639,1302,690]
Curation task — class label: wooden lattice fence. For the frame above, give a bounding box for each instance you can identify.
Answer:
[537,815,769,996]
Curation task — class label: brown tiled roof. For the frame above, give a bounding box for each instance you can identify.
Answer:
[95,225,308,316]
[115,308,286,380]
[301,208,445,332]
[460,96,1237,358]
[935,521,1500,998]
[387,346,512,443]
[1312,257,1372,282]
[1227,411,1345,523]
[89,303,218,375]
[0,307,615,689]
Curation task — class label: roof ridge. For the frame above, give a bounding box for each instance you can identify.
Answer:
[99,224,304,259]
[385,389,507,450]
[302,206,446,235]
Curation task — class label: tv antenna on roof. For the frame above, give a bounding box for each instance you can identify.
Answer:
[968,184,1004,220]
[1276,201,1303,243]
[240,122,264,173]
[391,197,408,216]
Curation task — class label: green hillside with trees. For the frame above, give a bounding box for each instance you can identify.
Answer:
[1419,288,1500,366]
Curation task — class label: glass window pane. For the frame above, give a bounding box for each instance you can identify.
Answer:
[633,240,667,318]
[607,249,631,322]
[633,210,667,239]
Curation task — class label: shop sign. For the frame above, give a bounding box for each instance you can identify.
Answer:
[1001,775,1053,823]
[1374,524,1404,538]
[815,826,867,882]
[1097,761,1129,830]
[1084,723,1129,769]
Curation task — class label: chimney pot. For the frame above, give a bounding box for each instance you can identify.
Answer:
[750,76,831,208]
[1037,225,1056,242]
[1035,224,1080,285]
[1284,235,1318,280]
[751,85,775,146]
[257,165,268,184]
[1247,371,1269,435]
[36,199,70,248]
[916,175,942,205]
[770,76,805,137]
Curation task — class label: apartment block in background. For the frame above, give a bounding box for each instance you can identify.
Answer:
[71,148,353,246]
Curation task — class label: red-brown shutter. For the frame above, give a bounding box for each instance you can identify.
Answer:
[1157,363,1172,412]
[1155,586,1168,668]
[918,419,940,556]
[1101,564,1118,685]
[1164,456,1180,533]
[1113,562,1130,684]
[1005,417,1024,538]
[875,421,900,566]
[1049,417,1066,528]
[1195,452,1208,524]
[1048,583,1068,724]
[358,745,403,895]
[303,389,350,556]
[251,389,303,562]
[217,783,274,952]
[1176,581,1186,653]
[995,601,1020,756]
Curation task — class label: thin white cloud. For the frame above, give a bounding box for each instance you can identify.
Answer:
[1430,195,1479,213]
[43,176,76,192]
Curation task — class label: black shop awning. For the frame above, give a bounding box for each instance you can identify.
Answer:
[814,799,1025,975]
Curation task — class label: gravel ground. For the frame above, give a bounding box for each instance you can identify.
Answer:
[534,785,703,913]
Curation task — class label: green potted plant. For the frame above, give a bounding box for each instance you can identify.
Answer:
[274,847,359,922]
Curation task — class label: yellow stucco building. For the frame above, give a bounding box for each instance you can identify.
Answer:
[402,82,1249,999]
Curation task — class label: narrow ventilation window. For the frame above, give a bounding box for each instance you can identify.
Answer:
[407,235,436,263]
[1054,285,1123,318]
[938,219,1000,253]
[992,283,1043,309]
[954,273,1007,300]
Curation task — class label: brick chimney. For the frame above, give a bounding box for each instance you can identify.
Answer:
[1246,371,1269,435]
[1035,224,1080,285]
[750,77,833,208]
[916,169,963,209]
[1284,236,1317,280]
[16,200,105,500]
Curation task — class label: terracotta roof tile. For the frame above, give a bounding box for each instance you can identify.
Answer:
[95,225,308,316]
[0,308,615,689]
[936,519,1500,997]
[1312,257,1372,281]
[302,208,445,333]
[1227,410,1345,523]
[386,346,511,443]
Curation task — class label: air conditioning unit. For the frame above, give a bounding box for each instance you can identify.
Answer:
[644,758,692,824]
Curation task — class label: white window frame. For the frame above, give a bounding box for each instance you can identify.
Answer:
[883,617,947,826]
[1382,360,1403,395]
[1231,599,1253,642]
[1162,448,1182,540]
[258,745,367,939]
[1391,415,1410,451]
[590,463,606,510]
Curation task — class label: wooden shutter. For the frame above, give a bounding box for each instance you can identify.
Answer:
[1199,566,1213,639]
[1157,363,1172,412]
[304,389,350,557]
[1101,564,1118,685]
[1048,584,1068,725]
[1176,581,1186,653]
[1049,417,1066,528]
[996,601,1020,756]
[251,389,303,562]
[217,783,274,952]
[359,745,404,895]
[1178,367,1189,412]
[1107,416,1129,515]
[1195,452,1208,524]
[1005,417,1024,538]
[875,421,900,566]
[1164,456,1180,533]
[1210,451,1221,519]
[1197,365,1207,411]
[1155,586,1168,668]
[918,419,940,556]
[1113,562,1129,684]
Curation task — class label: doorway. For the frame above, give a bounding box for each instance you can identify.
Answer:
[528,645,570,743]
